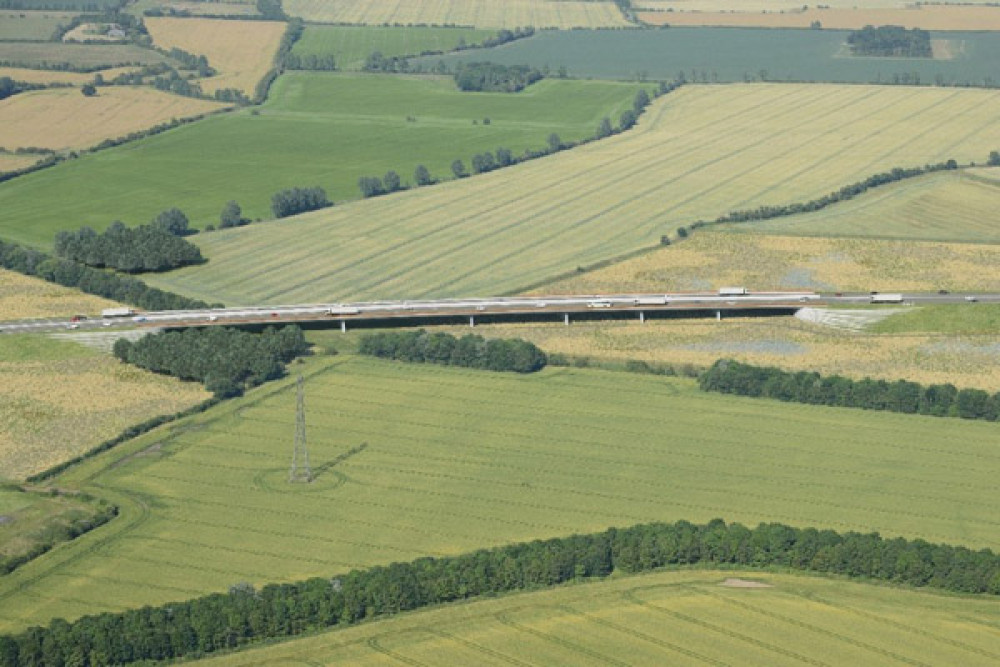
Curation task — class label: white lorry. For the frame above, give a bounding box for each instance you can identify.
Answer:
[101,307,135,318]
[718,287,748,297]
[870,293,904,304]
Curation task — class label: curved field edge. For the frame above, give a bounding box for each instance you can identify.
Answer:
[197,569,1000,666]
[3,354,1000,631]
[143,84,1000,305]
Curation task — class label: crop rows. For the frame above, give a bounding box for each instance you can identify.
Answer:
[2,355,999,632]
[146,84,1000,305]
[198,570,1000,666]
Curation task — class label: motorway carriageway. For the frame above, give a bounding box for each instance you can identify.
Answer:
[0,291,996,335]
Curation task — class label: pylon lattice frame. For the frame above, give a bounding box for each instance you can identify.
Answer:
[290,375,312,483]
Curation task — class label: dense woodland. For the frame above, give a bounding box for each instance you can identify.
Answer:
[700,359,1000,421]
[113,326,309,398]
[0,239,210,311]
[53,222,203,273]
[453,62,543,92]
[2,518,996,665]
[359,330,547,373]
[848,25,932,58]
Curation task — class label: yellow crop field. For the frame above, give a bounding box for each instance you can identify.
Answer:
[470,316,1000,391]
[0,86,226,152]
[145,17,287,95]
[0,65,136,85]
[0,154,41,174]
[547,231,1000,294]
[0,335,208,482]
[147,84,1000,306]
[283,0,632,29]
[639,5,1000,30]
[0,268,117,319]
[202,570,1000,667]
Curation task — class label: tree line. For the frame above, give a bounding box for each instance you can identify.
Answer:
[113,326,309,398]
[54,218,202,273]
[699,359,1000,421]
[454,62,543,92]
[848,25,932,58]
[0,238,213,311]
[270,186,331,218]
[3,517,997,665]
[359,329,547,373]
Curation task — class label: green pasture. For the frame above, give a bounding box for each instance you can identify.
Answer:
[202,569,1000,666]
[0,487,105,564]
[0,42,173,68]
[3,354,1000,632]
[7,0,118,8]
[0,10,76,41]
[0,71,643,247]
[291,25,493,70]
[0,333,96,363]
[873,304,1000,334]
[724,168,1000,243]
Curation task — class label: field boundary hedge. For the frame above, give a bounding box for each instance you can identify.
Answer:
[699,358,1000,421]
[2,518,997,664]
[359,329,547,373]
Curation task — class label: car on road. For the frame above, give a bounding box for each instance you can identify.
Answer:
[938,289,949,295]
[965,295,978,302]
[66,323,79,329]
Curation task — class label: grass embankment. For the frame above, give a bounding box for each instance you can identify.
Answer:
[0,86,227,153]
[144,17,287,96]
[282,0,631,29]
[290,25,494,71]
[0,71,643,247]
[0,334,208,482]
[200,569,1000,666]
[2,353,999,631]
[140,84,1000,305]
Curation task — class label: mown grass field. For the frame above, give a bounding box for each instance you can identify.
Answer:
[141,0,258,16]
[0,10,76,40]
[468,315,1000,390]
[2,354,1000,631]
[420,28,1000,84]
[730,168,1000,242]
[0,72,642,246]
[0,42,173,68]
[290,24,494,71]
[0,334,208,482]
[283,0,631,29]
[639,5,1000,30]
[873,304,1000,334]
[144,17,287,95]
[0,267,117,318]
[143,84,1000,305]
[201,569,1000,666]
[0,86,227,152]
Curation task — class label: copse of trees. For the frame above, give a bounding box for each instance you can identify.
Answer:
[848,25,932,58]
[113,326,309,398]
[359,330,547,373]
[3,517,998,665]
[53,222,203,273]
[699,359,1000,421]
[149,207,191,235]
[270,186,331,218]
[219,200,247,228]
[0,238,212,311]
[454,62,543,92]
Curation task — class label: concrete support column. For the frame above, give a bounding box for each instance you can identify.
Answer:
[564,313,570,326]
[639,311,645,323]
[470,316,475,327]
[341,320,346,333]
[716,310,722,321]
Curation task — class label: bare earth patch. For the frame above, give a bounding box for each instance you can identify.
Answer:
[720,577,773,588]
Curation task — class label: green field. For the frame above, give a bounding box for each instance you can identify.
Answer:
[873,304,1000,334]
[3,353,1000,632]
[200,569,1000,666]
[0,10,76,41]
[290,25,494,70]
[0,42,173,69]
[725,168,1000,242]
[0,72,643,247]
[8,0,119,8]
[140,83,1000,305]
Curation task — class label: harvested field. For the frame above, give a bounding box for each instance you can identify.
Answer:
[3,354,1000,630]
[545,233,1000,295]
[0,10,76,40]
[0,334,208,482]
[144,84,1000,305]
[144,17,288,95]
[0,86,226,152]
[471,316,1000,390]
[0,154,42,173]
[639,5,1000,30]
[0,42,172,69]
[0,65,137,84]
[202,570,1000,667]
[734,168,1000,242]
[284,0,632,29]
[0,268,117,319]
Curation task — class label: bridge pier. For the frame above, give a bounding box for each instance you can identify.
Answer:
[470,316,475,327]
[716,310,721,321]
[341,320,346,333]
[639,311,645,324]
[564,313,570,326]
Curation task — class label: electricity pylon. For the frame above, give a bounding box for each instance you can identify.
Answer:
[289,375,312,483]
